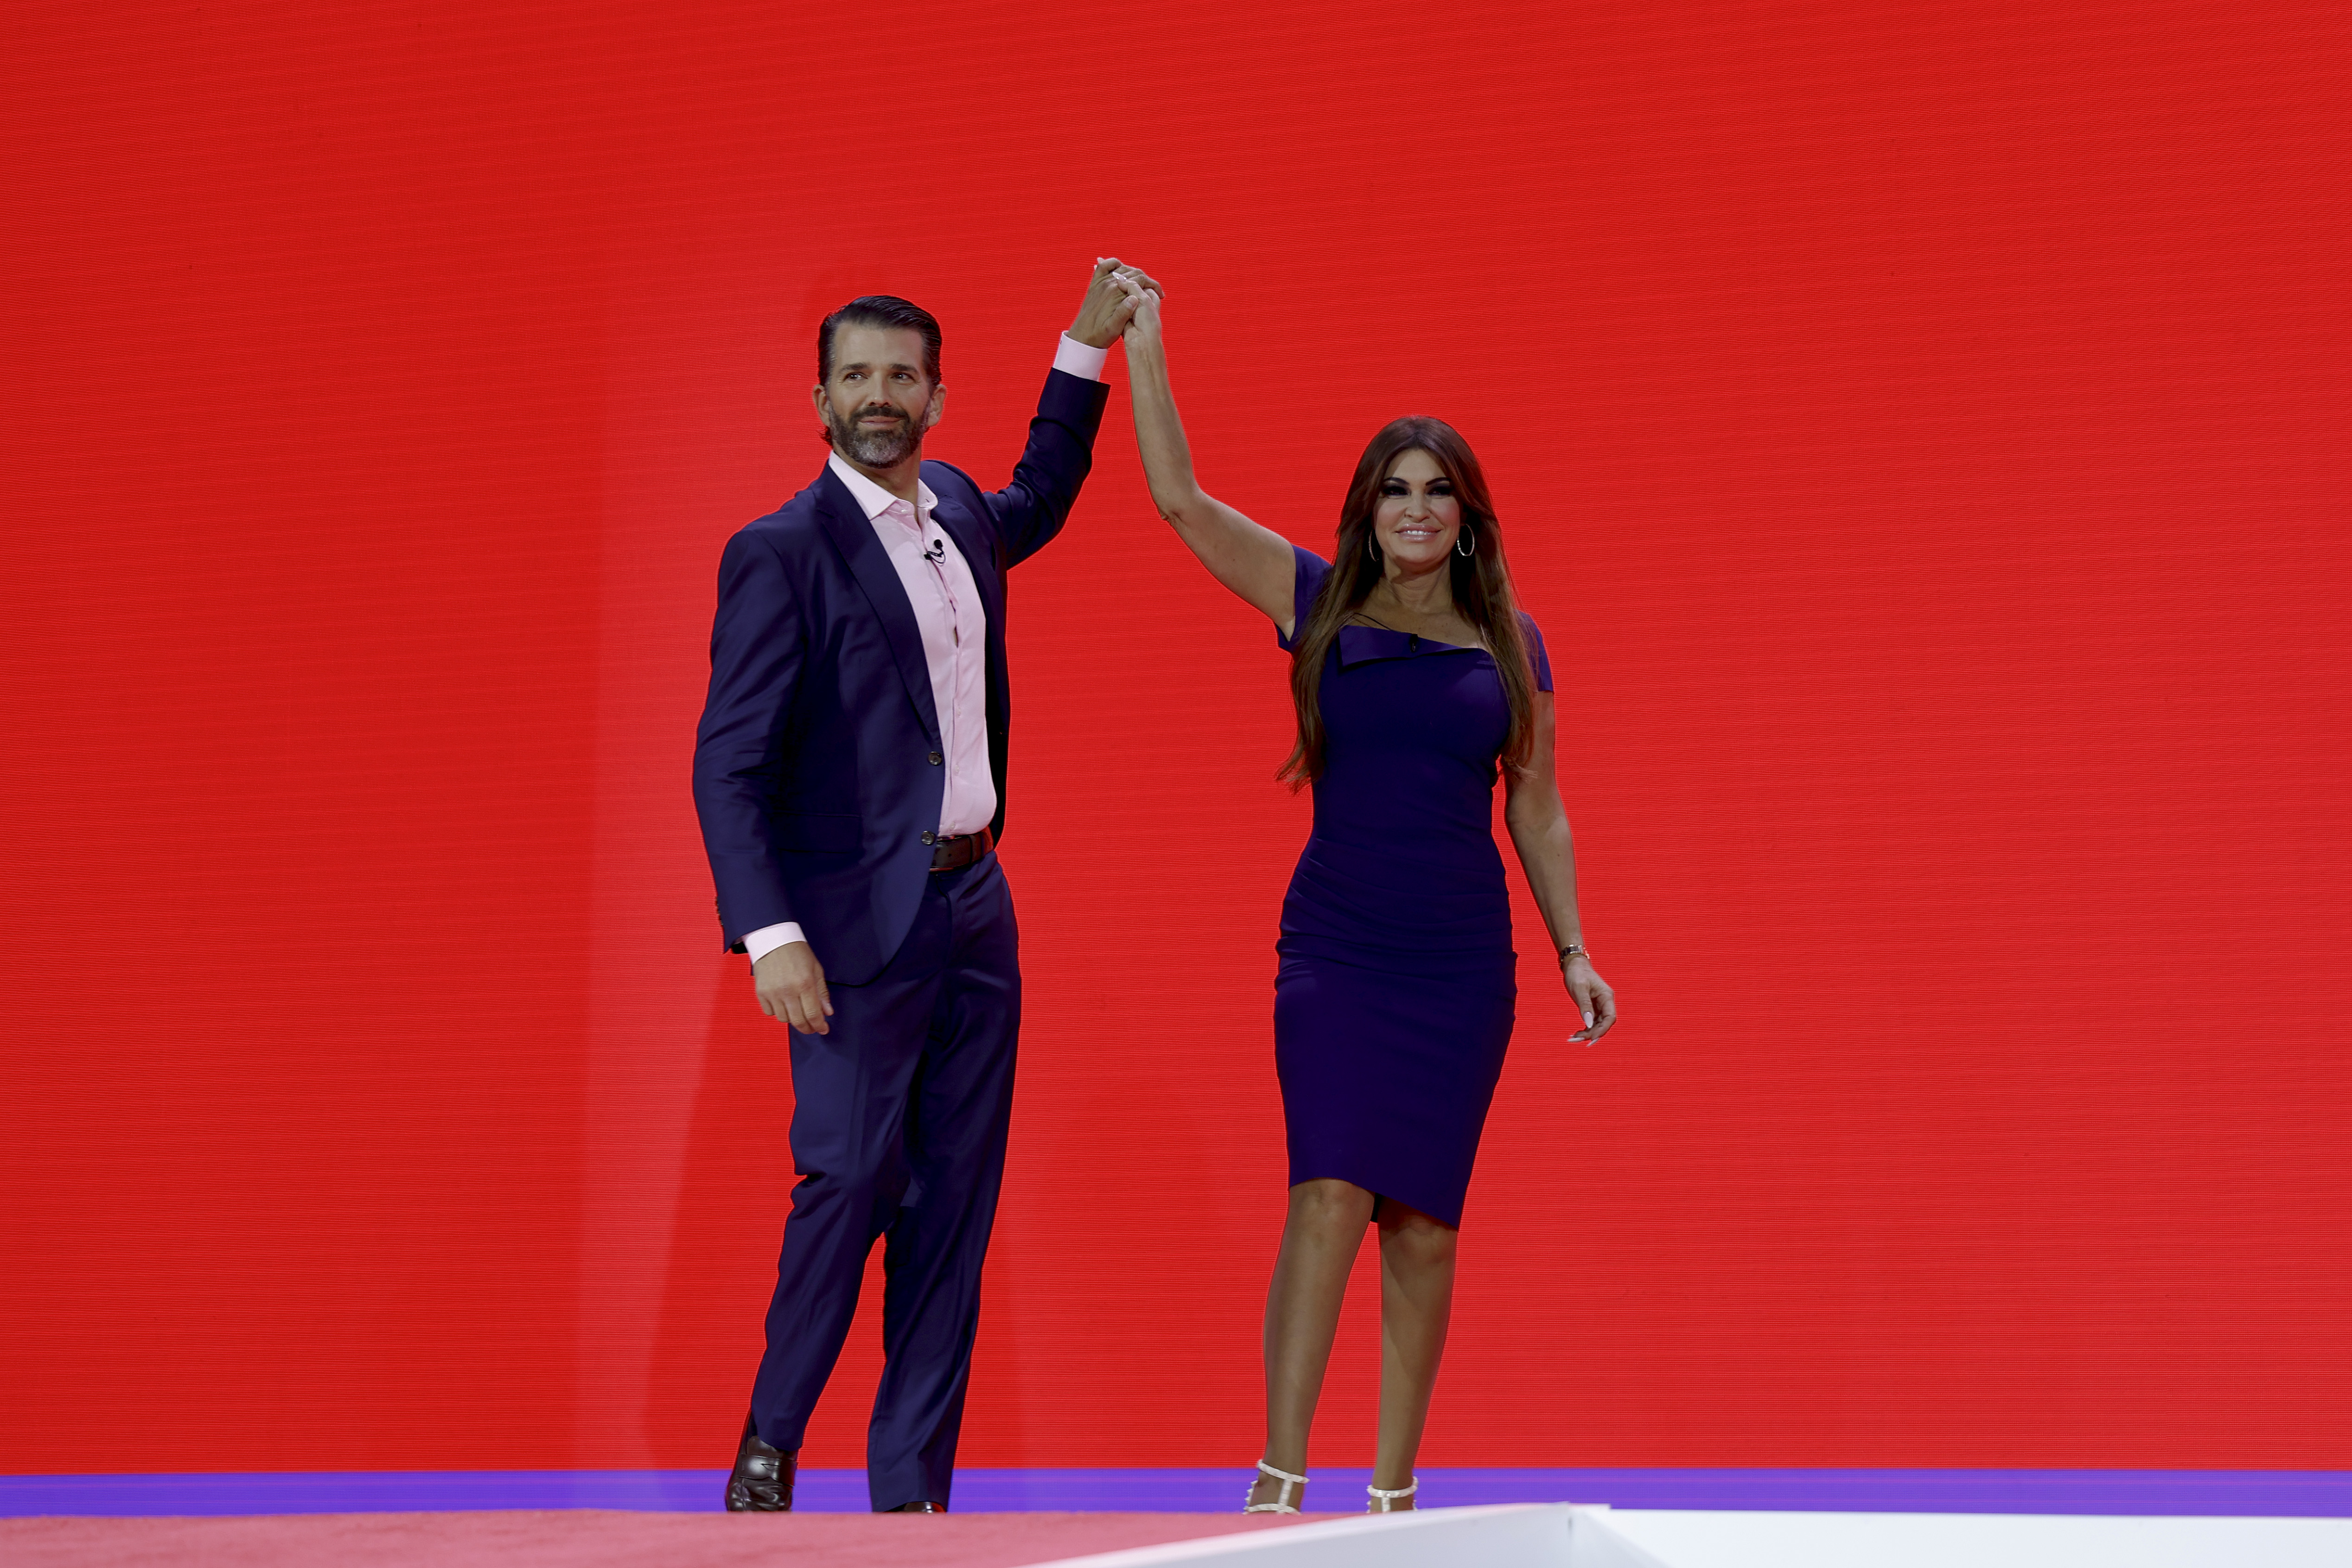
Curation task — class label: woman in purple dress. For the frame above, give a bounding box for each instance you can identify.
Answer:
[1116,279,1619,1515]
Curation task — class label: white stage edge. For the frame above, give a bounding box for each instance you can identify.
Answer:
[1037,1502,2352,1568]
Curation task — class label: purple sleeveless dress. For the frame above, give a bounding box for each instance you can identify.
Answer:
[1272,547,1554,1228]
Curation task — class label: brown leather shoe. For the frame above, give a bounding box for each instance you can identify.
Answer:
[884,1500,945,1513]
[725,1411,796,1512]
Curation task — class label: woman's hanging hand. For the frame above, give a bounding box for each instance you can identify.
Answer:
[1564,956,1617,1045]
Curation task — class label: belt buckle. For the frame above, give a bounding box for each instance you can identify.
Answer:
[931,829,985,873]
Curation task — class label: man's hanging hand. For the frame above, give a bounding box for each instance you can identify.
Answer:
[754,941,834,1036]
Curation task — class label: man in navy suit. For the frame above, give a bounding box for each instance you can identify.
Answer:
[693,261,1151,1513]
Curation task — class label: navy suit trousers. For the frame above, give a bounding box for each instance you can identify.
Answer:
[749,853,1020,1511]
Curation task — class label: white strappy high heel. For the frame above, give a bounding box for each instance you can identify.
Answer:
[1367,1476,1418,1512]
[1243,1460,1309,1514]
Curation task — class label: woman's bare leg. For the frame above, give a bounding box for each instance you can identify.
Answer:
[1370,1201,1458,1505]
[1247,1178,1376,1511]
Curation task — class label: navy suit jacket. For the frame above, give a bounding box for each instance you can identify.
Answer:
[692,368,1109,984]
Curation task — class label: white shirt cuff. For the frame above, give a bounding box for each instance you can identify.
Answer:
[743,922,806,965]
[1053,333,1109,382]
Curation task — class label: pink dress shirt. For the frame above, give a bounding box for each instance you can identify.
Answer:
[743,334,1108,966]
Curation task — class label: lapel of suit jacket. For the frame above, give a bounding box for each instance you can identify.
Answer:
[923,479,1003,637]
[813,467,943,746]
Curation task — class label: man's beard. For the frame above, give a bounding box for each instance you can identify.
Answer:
[828,402,923,468]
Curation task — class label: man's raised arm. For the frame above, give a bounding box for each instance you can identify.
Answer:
[986,258,1160,567]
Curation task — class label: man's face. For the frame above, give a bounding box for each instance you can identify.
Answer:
[813,325,942,469]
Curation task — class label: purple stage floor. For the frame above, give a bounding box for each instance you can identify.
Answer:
[5,1468,2349,1518]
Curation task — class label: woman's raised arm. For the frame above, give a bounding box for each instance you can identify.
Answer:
[1119,285,1301,635]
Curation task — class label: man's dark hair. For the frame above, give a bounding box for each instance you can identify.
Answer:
[817,295,943,385]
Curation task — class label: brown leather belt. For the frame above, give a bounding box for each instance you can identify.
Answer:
[928,825,994,873]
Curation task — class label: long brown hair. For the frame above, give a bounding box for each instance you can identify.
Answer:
[1280,417,1538,787]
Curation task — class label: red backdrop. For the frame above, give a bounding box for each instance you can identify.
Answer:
[4,0,2347,1476]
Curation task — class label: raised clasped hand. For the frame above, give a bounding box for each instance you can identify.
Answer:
[1113,268,1163,345]
[1069,256,1164,349]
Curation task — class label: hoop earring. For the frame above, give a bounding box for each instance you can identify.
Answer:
[1367,535,1381,563]
[1455,524,1476,558]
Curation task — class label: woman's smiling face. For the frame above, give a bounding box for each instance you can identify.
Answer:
[1373,447,1462,566]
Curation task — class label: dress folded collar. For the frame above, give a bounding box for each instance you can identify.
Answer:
[1335,624,1489,669]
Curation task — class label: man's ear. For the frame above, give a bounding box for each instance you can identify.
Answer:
[923,381,946,430]
[810,382,829,421]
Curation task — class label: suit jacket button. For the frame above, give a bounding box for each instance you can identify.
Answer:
[920,829,936,844]
[929,751,943,765]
